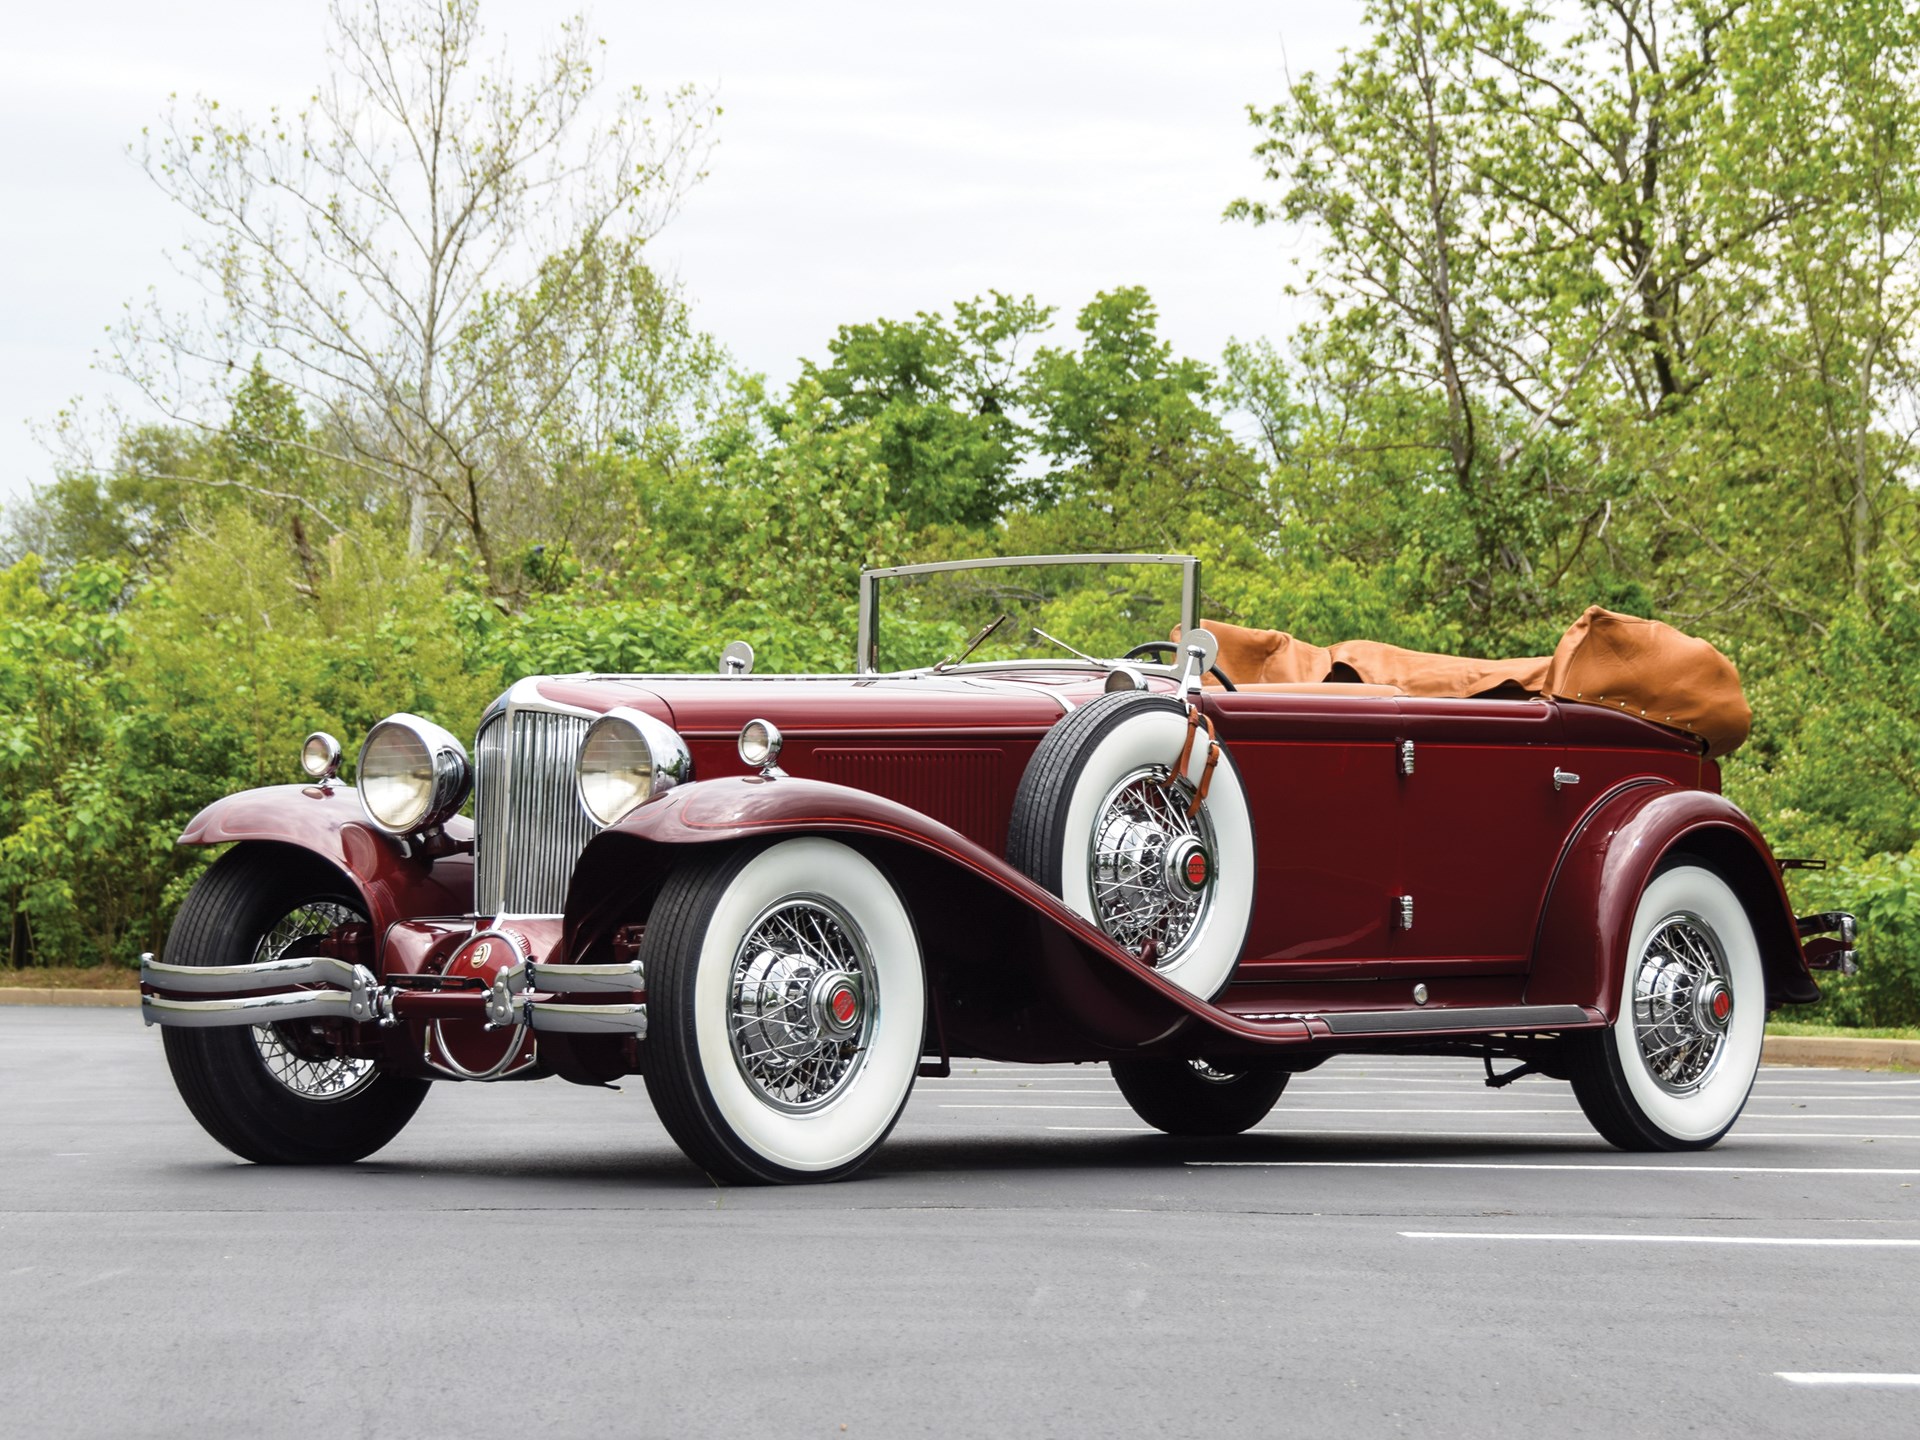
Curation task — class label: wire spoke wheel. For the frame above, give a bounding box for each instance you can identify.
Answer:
[1569,864,1763,1152]
[727,896,877,1112]
[1631,911,1732,1095]
[1088,766,1216,961]
[249,900,378,1102]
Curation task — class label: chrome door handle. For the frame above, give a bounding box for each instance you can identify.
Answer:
[1553,769,1581,792]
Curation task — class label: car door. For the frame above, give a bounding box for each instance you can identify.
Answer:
[1202,689,1405,981]
[1386,697,1570,978]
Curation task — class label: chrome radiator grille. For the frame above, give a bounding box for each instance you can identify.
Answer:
[474,708,598,916]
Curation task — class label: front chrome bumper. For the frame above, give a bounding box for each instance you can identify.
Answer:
[139,951,649,1040]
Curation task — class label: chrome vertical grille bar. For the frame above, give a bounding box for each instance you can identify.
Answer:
[472,696,597,917]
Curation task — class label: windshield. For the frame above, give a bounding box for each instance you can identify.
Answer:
[856,554,1200,674]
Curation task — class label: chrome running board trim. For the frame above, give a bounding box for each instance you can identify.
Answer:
[1235,1003,1596,1035]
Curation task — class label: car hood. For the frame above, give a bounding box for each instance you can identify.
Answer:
[524,670,1093,738]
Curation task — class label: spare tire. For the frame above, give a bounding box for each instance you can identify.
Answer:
[1007,691,1255,999]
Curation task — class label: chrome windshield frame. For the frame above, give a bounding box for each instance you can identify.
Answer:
[855,553,1201,676]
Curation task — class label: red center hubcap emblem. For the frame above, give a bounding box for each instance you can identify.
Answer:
[1712,990,1731,1021]
[1185,853,1209,887]
[832,987,858,1025]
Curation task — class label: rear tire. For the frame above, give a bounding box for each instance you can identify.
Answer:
[160,845,429,1165]
[1111,1057,1290,1136]
[1569,863,1764,1151]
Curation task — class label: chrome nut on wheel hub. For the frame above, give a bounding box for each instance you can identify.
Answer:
[1694,976,1733,1033]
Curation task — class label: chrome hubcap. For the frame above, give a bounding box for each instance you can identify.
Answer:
[1632,912,1733,1095]
[1089,768,1216,962]
[250,901,378,1101]
[729,897,876,1112]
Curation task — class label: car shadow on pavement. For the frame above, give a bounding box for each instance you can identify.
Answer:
[144,1128,1613,1195]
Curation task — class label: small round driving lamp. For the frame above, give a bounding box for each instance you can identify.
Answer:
[356,714,472,834]
[300,731,343,780]
[576,708,693,827]
[738,718,783,773]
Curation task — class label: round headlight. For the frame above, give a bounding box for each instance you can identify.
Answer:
[576,708,693,827]
[301,731,343,780]
[738,718,783,771]
[357,714,471,834]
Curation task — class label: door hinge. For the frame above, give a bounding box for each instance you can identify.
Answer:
[1398,739,1416,776]
[1394,894,1414,930]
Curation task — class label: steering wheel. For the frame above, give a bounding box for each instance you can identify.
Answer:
[1122,641,1237,692]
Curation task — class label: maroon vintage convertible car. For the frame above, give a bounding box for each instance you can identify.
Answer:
[140,554,1857,1183]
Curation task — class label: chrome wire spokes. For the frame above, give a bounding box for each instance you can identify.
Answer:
[728,896,876,1112]
[1632,912,1733,1095]
[1088,767,1214,962]
[250,900,379,1101]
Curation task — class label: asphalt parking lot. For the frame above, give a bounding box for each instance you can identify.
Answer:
[3,1008,1917,1438]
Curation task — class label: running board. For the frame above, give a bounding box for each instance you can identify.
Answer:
[1234,1003,1598,1036]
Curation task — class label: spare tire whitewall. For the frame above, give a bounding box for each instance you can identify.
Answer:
[1008,692,1255,999]
[643,838,926,1183]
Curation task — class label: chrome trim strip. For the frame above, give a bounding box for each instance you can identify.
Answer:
[526,1001,648,1037]
[141,954,367,995]
[527,959,645,994]
[1318,1004,1594,1035]
[141,990,364,1029]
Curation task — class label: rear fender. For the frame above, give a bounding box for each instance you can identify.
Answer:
[561,776,1317,1060]
[1526,783,1818,1016]
[179,785,474,960]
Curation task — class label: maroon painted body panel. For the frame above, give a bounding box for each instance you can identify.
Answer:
[178,785,474,965]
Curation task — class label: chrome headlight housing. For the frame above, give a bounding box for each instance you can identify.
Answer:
[357,714,472,834]
[575,707,694,827]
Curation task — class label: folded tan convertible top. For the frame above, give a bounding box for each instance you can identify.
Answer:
[1193,606,1752,758]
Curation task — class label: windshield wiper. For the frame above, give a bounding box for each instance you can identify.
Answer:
[936,613,1010,671]
[1030,626,1100,664]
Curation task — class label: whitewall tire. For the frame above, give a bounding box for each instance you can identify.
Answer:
[1007,692,1254,999]
[1570,863,1766,1150]
[642,837,925,1184]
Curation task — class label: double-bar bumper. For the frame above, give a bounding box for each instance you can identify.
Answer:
[139,952,648,1039]
[486,960,648,1038]
[140,953,384,1028]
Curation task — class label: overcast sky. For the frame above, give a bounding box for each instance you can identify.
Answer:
[0,1,1360,510]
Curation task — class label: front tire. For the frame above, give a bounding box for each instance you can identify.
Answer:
[160,845,430,1165]
[1569,863,1765,1151]
[1111,1058,1290,1135]
[643,838,926,1184]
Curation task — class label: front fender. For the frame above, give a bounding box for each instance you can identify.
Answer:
[179,785,474,955]
[561,776,1318,1060]
[1525,783,1818,1016]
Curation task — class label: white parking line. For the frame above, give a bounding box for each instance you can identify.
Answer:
[1033,1124,1920,1141]
[1402,1232,1920,1247]
[1776,1373,1920,1387]
[1042,1125,1601,1138]
[1188,1160,1920,1175]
